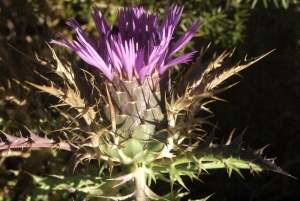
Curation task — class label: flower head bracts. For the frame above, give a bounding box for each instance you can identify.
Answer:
[50,4,201,83]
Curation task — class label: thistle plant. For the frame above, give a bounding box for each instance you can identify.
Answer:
[0,3,293,201]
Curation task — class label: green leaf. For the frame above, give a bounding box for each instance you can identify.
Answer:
[122,139,143,159]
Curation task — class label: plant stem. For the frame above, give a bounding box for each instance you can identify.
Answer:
[134,167,147,201]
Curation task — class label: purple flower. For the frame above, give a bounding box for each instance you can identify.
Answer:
[50,4,201,83]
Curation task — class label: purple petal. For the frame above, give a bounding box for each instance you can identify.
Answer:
[66,19,96,49]
[161,4,183,34]
[134,48,145,79]
[159,51,197,75]
[89,7,110,37]
[51,31,113,80]
[51,4,201,83]
[166,18,201,62]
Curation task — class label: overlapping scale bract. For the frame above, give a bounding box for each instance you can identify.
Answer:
[98,74,169,164]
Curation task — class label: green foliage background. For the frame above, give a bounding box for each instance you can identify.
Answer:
[0,0,299,200]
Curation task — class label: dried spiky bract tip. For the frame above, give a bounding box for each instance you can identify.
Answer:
[1,3,292,201]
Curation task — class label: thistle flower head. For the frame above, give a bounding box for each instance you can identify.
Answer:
[1,2,293,200]
[50,4,201,83]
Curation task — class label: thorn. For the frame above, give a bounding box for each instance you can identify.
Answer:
[231,128,247,147]
[206,127,216,143]
[229,47,236,57]
[225,128,236,145]
[235,168,245,179]
[253,144,270,155]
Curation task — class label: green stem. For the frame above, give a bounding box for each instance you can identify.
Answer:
[134,167,147,201]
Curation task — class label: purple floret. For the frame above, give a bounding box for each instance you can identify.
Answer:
[50,4,201,83]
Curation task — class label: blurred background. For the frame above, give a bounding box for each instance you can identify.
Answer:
[0,0,299,200]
